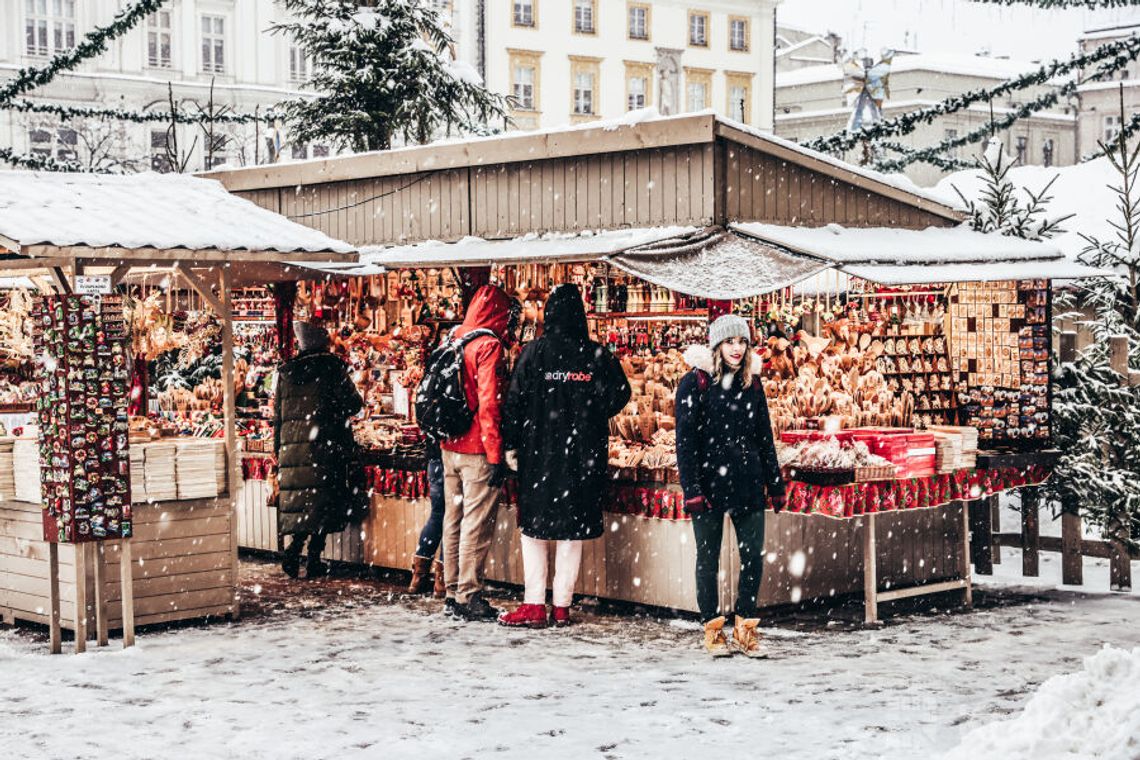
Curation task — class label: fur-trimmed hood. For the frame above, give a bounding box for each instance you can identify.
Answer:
[682,344,763,375]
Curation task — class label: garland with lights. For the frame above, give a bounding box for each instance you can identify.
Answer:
[0,0,168,106]
[874,142,975,172]
[3,98,273,125]
[1085,111,1140,161]
[806,33,1140,155]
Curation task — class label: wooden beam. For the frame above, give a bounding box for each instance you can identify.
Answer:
[875,578,970,603]
[863,513,878,624]
[1061,510,1084,586]
[74,543,88,654]
[108,264,132,287]
[219,267,241,621]
[48,542,61,655]
[22,244,356,265]
[1021,487,1040,577]
[968,499,993,575]
[50,267,72,294]
[1109,335,1129,379]
[93,542,108,647]
[989,493,1002,565]
[119,538,135,648]
[175,264,224,314]
[961,502,973,609]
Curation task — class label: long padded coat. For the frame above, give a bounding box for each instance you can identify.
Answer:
[674,345,785,514]
[504,285,631,540]
[274,349,364,535]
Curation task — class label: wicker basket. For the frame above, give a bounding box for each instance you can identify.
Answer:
[855,465,898,482]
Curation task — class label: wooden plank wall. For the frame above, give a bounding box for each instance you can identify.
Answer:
[0,498,235,630]
[723,142,953,229]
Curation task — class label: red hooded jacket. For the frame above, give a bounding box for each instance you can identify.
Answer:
[441,285,511,464]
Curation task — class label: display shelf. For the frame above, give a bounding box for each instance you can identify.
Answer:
[590,310,708,319]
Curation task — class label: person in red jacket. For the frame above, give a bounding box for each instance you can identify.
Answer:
[441,284,514,621]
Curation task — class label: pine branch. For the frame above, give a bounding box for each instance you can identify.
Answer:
[0,146,89,172]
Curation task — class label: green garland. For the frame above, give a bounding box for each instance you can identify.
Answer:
[1085,111,1140,161]
[969,1,1140,7]
[806,33,1140,155]
[0,0,168,106]
[874,142,975,172]
[0,147,88,173]
[4,98,273,125]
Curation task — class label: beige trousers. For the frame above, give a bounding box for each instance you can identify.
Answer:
[441,450,501,604]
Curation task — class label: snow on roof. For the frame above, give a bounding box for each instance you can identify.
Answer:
[1080,24,1140,42]
[776,52,1043,88]
[841,260,1107,286]
[731,222,1062,265]
[359,225,699,269]
[0,171,354,255]
[932,158,1118,262]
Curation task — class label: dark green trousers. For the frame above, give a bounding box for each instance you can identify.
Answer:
[690,508,766,622]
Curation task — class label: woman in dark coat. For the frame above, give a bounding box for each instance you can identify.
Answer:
[675,314,785,657]
[274,320,364,579]
[499,284,631,628]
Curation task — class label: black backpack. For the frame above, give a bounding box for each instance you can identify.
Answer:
[415,328,498,442]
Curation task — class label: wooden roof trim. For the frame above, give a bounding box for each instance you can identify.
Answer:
[0,234,21,254]
[15,245,354,264]
[714,121,964,224]
[202,114,718,192]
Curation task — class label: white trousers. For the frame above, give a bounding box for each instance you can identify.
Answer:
[520,535,584,607]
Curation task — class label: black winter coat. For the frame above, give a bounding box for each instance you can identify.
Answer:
[274,350,364,535]
[675,352,785,514]
[504,285,631,540]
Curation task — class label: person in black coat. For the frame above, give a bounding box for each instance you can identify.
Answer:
[675,314,785,657]
[499,283,631,628]
[274,320,364,579]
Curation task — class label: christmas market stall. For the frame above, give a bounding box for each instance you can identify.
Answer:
[0,171,354,650]
[205,112,1105,621]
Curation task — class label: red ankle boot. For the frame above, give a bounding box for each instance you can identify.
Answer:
[497,603,548,628]
[551,606,572,627]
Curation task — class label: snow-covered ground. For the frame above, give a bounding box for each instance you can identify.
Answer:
[2,542,1137,760]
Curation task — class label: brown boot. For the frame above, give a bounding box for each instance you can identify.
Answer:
[703,616,732,658]
[408,555,434,595]
[432,559,446,598]
[732,617,770,659]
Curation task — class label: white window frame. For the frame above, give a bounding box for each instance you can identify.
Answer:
[687,81,708,112]
[689,12,708,47]
[729,18,748,52]
[201,14,227,75]
[147,9,174,69]
[574,0,595,34]
[574,71,595,115]
[729,85,747,122]
[513,64,536,110]
[513,0,535,27]
[289,46,310,84]
[628,4,648,40]
[1042,137,1055,168]
[29,125,78,162]
[627,76,647,111]
[25,0,76,58]
[151,129,172,173]
[944,128,959,158]
[1104,114,1122,144]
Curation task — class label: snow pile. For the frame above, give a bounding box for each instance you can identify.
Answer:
[944,645,1140,760]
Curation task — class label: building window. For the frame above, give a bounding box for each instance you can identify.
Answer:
[625,62,653,111]
[150,130,172,173]
[570,57,600,119]
[509,49,542,113]
[729,17,749,52]
[147,10,173,68]
[726,72,753,124]
[312,144,330,159]
[1104,114,1122,143]
[289,46,309,84]
[944,128,959,158]
[574,72,595,115]
[1015,135,1028,165]
[513,0,535,28]
[28,126,77,162]
[628,3,649,41]
[25,0,75,57]
[201,15,226,74]
[685,68,712,112]
[627,76,647,110]
[689,12,709,47]
[291,142,309,161]
[1043,138,1055,168]
[574,0,595,34]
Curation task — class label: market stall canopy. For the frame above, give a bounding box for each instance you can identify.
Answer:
[0,171,355,265]
[607,228,831,299]
[731,222,1112,285]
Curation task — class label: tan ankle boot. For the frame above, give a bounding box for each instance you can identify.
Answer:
[408,556,433,595]
[703,616,732,658]
[732,617,769,659]
[432,559,446,598]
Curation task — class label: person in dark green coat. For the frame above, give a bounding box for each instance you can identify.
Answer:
[274,320,364,578]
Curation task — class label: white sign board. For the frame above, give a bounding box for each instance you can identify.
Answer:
[74,275,112,295]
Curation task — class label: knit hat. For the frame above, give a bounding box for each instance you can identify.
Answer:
[293,320,330,352]
[707,314,751,350]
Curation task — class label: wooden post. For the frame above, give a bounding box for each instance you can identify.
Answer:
[48,542,61,655]
[219,267,241,621]
[1109,537,1133,592]
[1108,335,1128,378]
[1060,509,1084,586]
[961,502,973,609]
[74,543,88,654]
[989,494,1002,565]
[1058,331,1077,365]
[1106,334,1133,592]
[1021,488,1040,577]
[862,513,878,624]
[968,499,993,575]
[120,537,135,648]
[93,542,109,647]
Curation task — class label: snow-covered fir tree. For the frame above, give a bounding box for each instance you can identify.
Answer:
[273,0,510,152]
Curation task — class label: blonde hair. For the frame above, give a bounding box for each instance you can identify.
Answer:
[713,340,756,388]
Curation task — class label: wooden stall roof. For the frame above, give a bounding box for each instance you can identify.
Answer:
[201,113,966,248]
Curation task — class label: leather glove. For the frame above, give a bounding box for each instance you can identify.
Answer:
[768,491,786,514]
[488,462,508,489]
[684,495,711,516]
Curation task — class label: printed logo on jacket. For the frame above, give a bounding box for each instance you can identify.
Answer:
[545,370,594,383]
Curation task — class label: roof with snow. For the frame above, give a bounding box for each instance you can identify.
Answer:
[0,171,355,262]
[776,52,1043,88]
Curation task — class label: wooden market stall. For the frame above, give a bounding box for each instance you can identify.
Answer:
[0,171,355,648]
[205,113,1105,621]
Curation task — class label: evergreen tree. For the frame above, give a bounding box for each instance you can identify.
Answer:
[273,0,510,153]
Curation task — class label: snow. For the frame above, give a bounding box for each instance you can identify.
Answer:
[1,558,1137,759]
[0,171,354,255]
[944,646,1140,760]
[776,52,1046,89]
[933,157,1124,262]
[841,260,1108,285]
[359,226,699,268]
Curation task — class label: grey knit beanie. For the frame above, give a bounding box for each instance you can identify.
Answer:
[293,320,330,352]
[707,314,751,350]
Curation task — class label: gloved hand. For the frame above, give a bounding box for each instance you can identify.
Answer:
[768,491,786,514]
[488,462,508,489]
[684,495,711,516]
